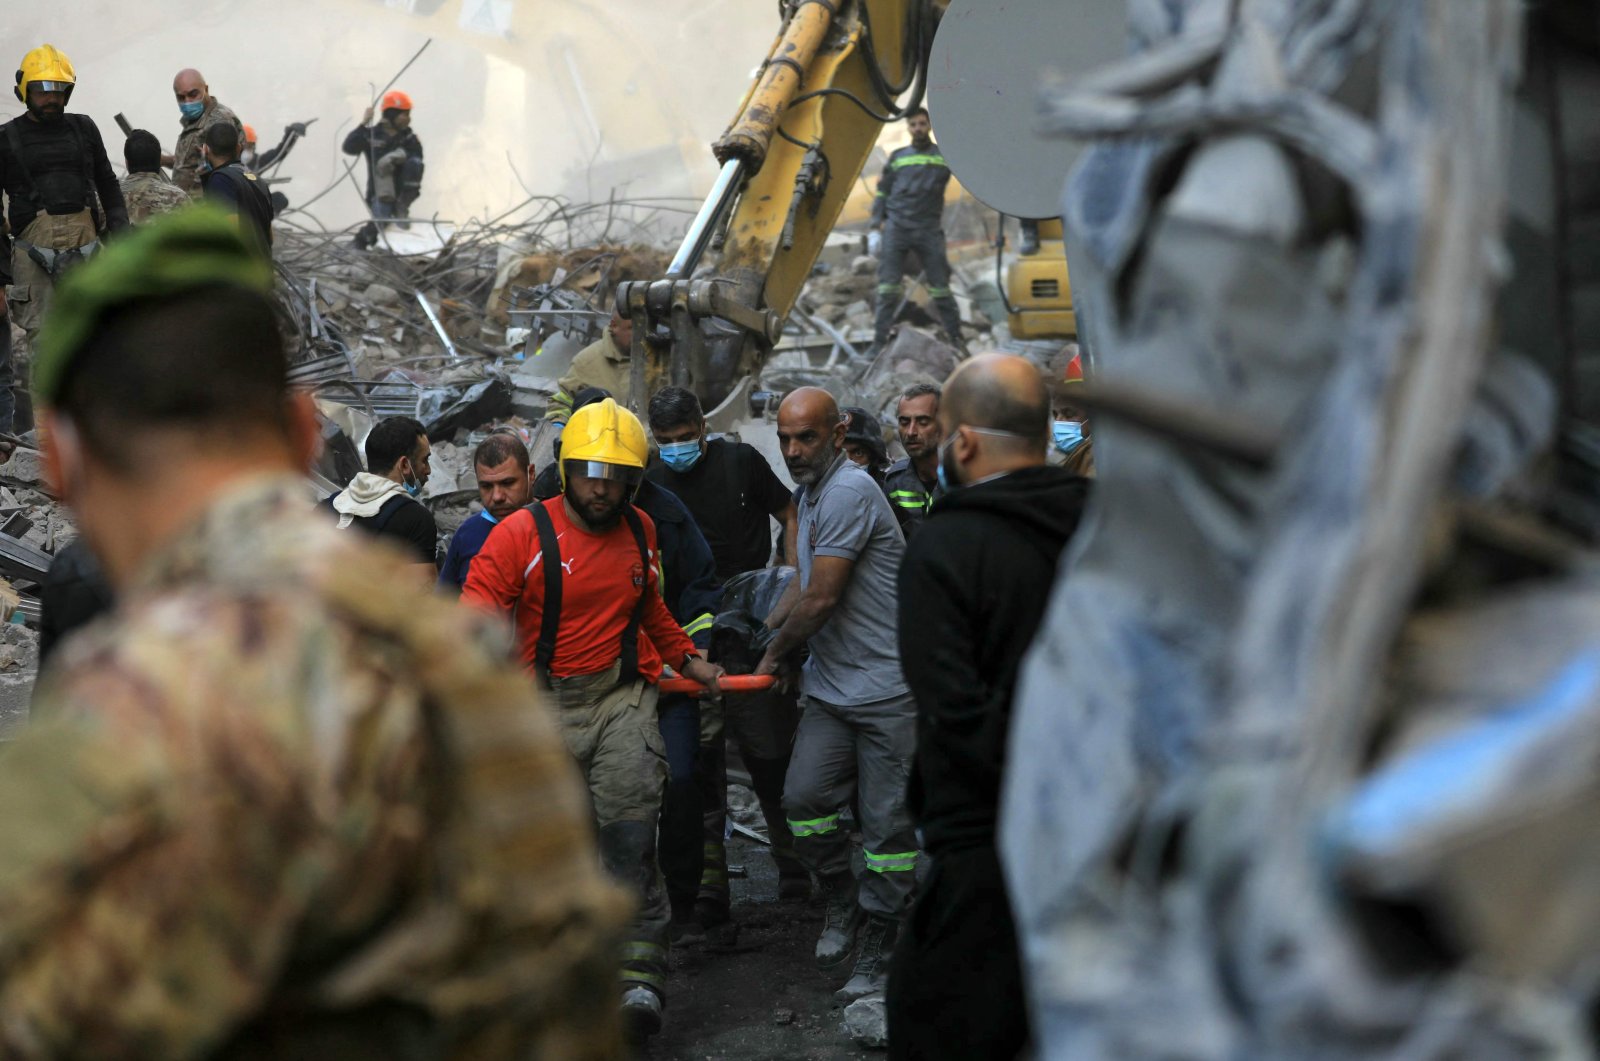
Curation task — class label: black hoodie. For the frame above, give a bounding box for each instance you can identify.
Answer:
[897,464,1089,854]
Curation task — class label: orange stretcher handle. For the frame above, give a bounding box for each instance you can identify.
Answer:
[658,674,777,696]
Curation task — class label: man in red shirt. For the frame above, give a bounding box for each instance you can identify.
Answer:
[463,397,722,1042]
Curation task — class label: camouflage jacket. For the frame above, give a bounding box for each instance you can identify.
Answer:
[2,476,629,1059]
[119,171,189,225]
[172,97,243,194]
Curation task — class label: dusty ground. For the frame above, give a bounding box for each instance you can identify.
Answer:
[646,835,870,1061]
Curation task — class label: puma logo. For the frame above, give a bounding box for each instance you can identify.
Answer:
[561,558,576,576]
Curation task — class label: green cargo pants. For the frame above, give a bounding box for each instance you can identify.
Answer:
[548,660,671,998]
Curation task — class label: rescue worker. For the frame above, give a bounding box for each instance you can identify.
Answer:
[758,387,916,1004]
[842,405,890,484]
[325,415,438,580]
[0,44,128,433]
[1049,346,1095,477]
[438,430,535,593]
[342,91,423,251]
[119,130,187,224]
[529,388,723,935]
[646,385,811,932]
[462,397,725,1041]
[870,107,966,354]
[885,354,1091,1060]
[629,474,721,951]
[883,382,945,537]
[9,207,629,1056]
[168,68,243,194]
[200,122,274,256]
[547,310,666,423]
[247,120,309,173]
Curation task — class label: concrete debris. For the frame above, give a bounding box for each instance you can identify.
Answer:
[0,623,38,738]
[842,995,888,1050]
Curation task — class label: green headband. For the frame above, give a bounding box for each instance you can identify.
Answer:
[33,205,275,405]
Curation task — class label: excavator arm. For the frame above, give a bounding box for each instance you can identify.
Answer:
[617,0,941,410]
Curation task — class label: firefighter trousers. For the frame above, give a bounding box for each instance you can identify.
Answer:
[782,692,919,918]
[874,224,963,348]
[548,660,671,998]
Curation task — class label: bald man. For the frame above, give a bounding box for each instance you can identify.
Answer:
[758,386,914,1006]
[168,68,243,194]
[883,354,1091,1060]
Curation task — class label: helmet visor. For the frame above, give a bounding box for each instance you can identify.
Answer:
[563,460,643,486]
[30,81,72,94]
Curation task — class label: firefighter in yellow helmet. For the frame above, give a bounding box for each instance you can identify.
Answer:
[462,396,724,1043]
[1,44,128,433]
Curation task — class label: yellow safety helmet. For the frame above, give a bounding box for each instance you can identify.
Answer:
[560,398,648,491]
[14,44,76,105]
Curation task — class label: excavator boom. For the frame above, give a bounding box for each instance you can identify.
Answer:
[617,0,938,410]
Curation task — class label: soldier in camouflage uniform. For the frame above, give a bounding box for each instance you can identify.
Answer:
[117,129,188,224]
[0,206,631,1058]
[169,68,243,194]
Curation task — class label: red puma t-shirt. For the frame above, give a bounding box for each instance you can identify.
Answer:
[462,497,695,681]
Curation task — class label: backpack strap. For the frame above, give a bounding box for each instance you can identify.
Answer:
[4,122,38,214]
[618,505,651,680]
[68,115,103,233]
[369,494,413,535]
[528,502,563,686]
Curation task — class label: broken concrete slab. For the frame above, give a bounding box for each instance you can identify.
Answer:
[843,995,888,1050]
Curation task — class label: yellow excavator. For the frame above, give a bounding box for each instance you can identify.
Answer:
[615,0,1089,408]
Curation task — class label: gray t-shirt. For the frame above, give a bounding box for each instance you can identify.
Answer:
[797,454,909,705]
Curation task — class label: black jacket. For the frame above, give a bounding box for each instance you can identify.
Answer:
[871,140,952,230]
[632,479,721,651]
[201,161,274,255]
[897,465,1089,853]
[0,113,128,237]
[341,123,423,201]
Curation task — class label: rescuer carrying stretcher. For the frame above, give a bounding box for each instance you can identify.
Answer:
[462,397,724,1042]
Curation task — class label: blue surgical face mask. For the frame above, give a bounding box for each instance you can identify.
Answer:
[1053,419,1085,454]
[403,465,423,498]
[659,438,703,472]
[936,434,959,492]
[179,100,206,122]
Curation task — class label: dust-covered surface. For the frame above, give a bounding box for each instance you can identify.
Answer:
[648,834,871,1061]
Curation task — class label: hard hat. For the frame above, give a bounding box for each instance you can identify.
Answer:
[242,123,257,145]
[560,398,648,491]
[14,44,76,105]
[842,406,888,464]
[381,90,413,113]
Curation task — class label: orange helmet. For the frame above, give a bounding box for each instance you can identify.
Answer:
[1063,352,1084,384]
[381,90,413,112]
[242,123,257,145]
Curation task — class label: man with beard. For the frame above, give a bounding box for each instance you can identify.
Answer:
[167,68,243,195]
[882,382,945,539]
[437,429,536,593]
[885,354,1091,1059]
[0,44,127,432]
[870,107,966,354]
[462,397,724,1043]
[757,387,915,1005]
